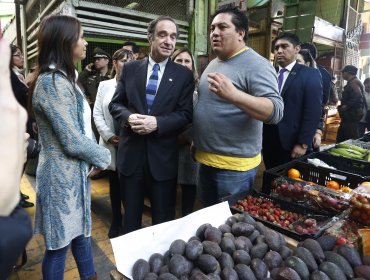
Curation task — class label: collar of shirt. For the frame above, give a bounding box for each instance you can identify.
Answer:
[278,60,296,73]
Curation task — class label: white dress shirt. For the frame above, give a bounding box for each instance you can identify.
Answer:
[278,60,297,92]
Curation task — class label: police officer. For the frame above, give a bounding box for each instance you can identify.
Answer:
[79,47,111,105]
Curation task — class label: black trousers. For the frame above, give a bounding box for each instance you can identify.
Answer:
[119,162,177,234]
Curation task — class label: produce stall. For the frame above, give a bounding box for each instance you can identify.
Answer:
[110,135,370,280]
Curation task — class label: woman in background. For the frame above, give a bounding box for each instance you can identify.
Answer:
[31,15,110,279]
[93,48,134,238]
[171,47,199,216]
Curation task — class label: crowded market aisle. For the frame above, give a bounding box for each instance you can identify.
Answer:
[9,164,274,279]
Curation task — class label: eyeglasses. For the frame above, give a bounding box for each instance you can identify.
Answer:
[13,54,24,57]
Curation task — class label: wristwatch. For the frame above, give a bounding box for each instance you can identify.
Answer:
[301,143,308,149]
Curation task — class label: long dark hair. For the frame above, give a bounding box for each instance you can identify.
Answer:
[37,15,81,83]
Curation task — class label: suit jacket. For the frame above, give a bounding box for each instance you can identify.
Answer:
[109,58,194,181]
[278,63,323,151]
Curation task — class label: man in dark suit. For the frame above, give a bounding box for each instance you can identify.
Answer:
[263,32,322,169]
[109,16,194,234]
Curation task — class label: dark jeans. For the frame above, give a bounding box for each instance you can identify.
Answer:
[42,235,95,280]
[197,164,257,207]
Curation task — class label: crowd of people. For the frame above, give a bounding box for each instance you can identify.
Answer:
[1,5,370,279]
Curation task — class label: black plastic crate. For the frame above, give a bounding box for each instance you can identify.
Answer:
[299,152,370,179]
[221,190,338,241]
[262,160,364,194]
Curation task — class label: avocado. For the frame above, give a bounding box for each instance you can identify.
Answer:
[158,273,179,280]
[223,232,236,241]
[170,239,187,256]
[255,222,267,235]
[204,227,223,244]
[188,236,201,243]
[300,238,325,263]
[236,212,257,226]
[263,250,283,270]
[197,254,219,274]
[185,239,203,261]
[248,230,260,244]
[133,259,150,280]
[144,273,159,280]
[160,265,169,275]
[220,267,238,280]
[337,244,363,268]
[285,256,310,280]
[207,272,221,280]
[233,249,251,265]
[225,216,238,226]
[164,251,172,265]
[265,229,283,251]
[218,223,231,234]
[196,223,212,240]
[250,243,269,259]
[234,263,257,280]
[235,236,253,251]
[255,235,266,244]
[250,258,268,280]
[169,254,191,278]
[324,251,354,278]
[276,267,302,280]
[279,245,293,260]
[293,247,318,272]
[354,265,370,279]
[218,252,234,269]
[219,237,236,255]
[231,222,255,237]
[319,261,347,280]
[316,235,337,251]
[149,253,165,274]
[270,268,280,279]
[309,271,330,280]
[202,241,222,258]
[189,270,208,280]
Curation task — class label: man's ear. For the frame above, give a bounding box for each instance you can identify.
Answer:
[148,34,153,44]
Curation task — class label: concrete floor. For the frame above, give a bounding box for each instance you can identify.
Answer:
[8,163,266,280]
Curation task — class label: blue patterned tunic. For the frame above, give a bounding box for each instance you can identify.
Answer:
[32,72,111,250]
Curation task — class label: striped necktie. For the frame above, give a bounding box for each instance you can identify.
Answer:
[146,63,160,113]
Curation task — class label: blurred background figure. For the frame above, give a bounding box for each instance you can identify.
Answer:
[328,75,339,106]
[93,48,134,238]
[360,77,370,135]
[337,65,366,142]
[0,36,32,279]
[296,49,316,68]
[171,47,199,217]
[10,44,36,208]
[122,41,139,60]
[31,15,110,279]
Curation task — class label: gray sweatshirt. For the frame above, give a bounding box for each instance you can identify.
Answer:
[193,48,283,158]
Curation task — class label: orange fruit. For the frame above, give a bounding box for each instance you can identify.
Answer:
[326,180,340,190]
[340,186,352,193]
[288,168,301,179]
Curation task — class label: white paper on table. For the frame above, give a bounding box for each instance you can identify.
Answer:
[110,201,232,279]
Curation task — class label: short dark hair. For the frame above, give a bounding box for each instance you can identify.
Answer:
[364,77,370,84]
[147,16,179,41]
[212,6,249,42]
[273,32,301,47]
[122,41,139,54]
[300,42,318,59]
[298,49,315,67]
